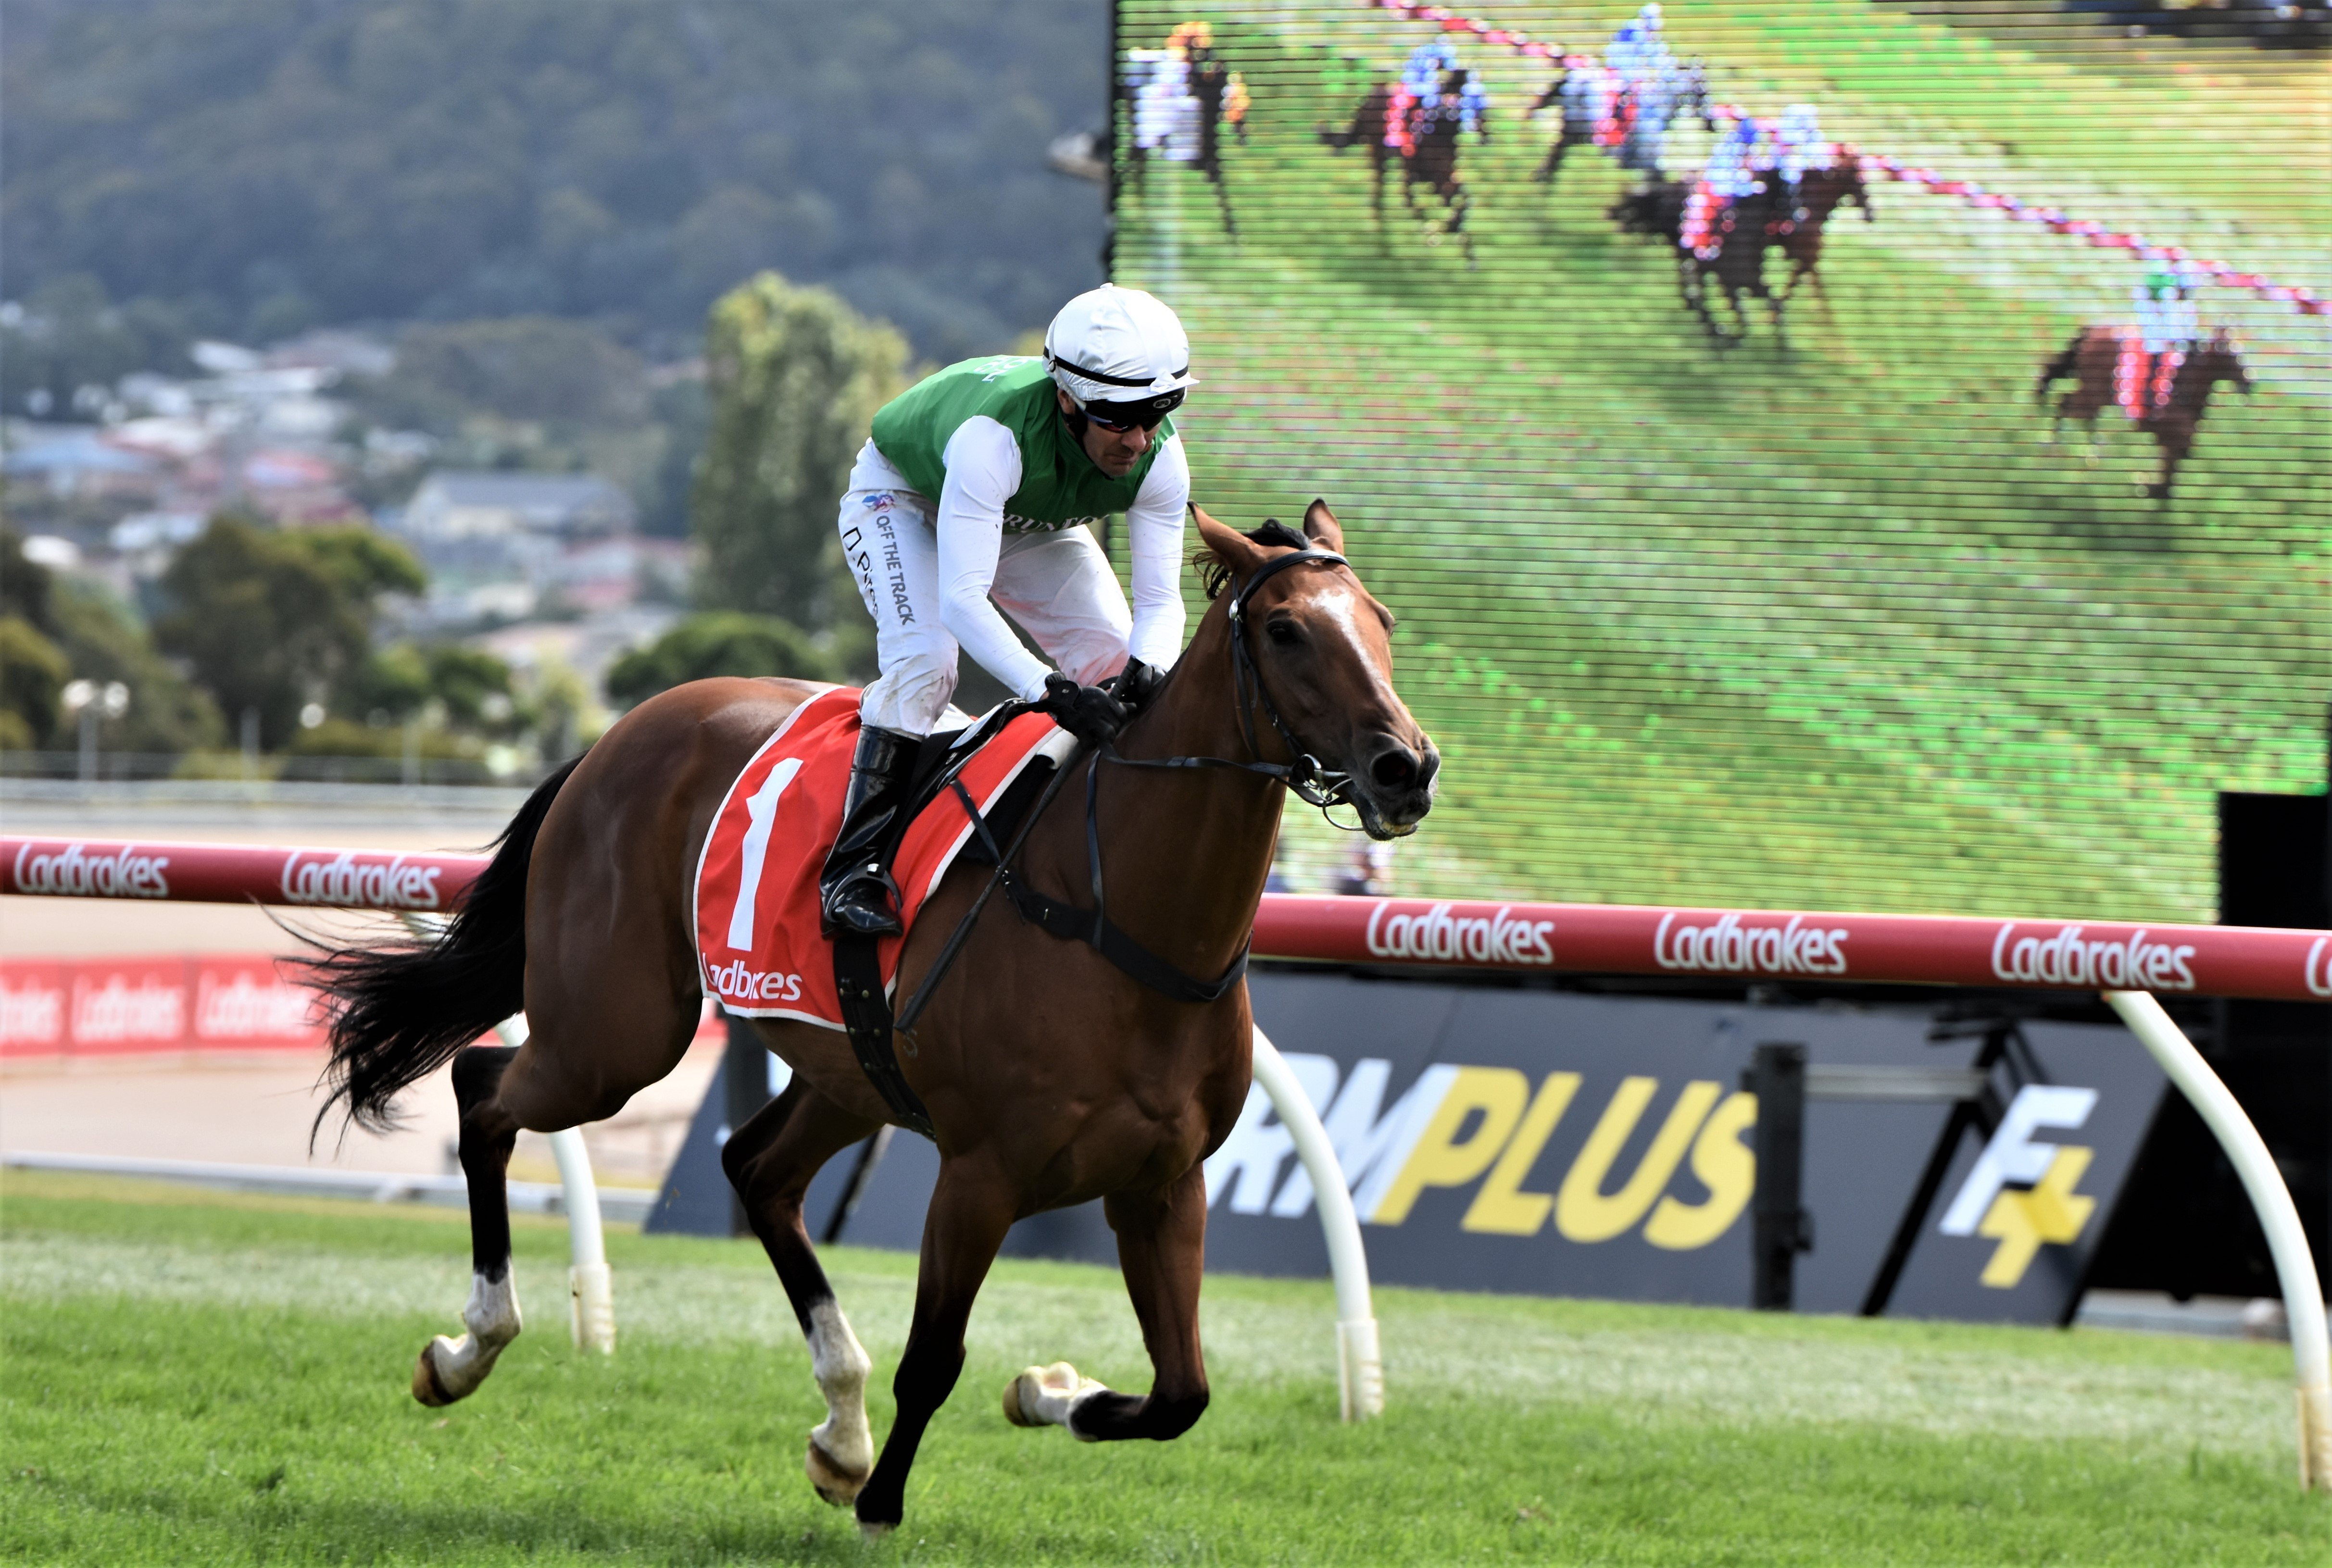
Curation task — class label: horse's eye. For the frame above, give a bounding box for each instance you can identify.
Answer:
[1266,618,1302,647]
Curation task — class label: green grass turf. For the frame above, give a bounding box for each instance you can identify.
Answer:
[5,1172,2327,1564]
[1108,0,2328,919]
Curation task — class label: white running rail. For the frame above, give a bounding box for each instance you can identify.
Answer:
[2105,991,2330,1490]
[1252,1026,1382,1421]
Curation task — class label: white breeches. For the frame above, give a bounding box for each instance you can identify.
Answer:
[840,487,1133,736]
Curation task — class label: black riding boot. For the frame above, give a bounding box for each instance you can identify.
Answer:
[818,724,920,938]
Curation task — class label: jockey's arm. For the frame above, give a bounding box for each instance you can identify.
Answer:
[934,418,1053,702]
[1122,435,1191,672]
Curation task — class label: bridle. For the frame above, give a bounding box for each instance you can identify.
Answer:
[1104,544,1362,817]
[892,543,1371,1034]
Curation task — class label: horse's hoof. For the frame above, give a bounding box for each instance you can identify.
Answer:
[1003,1367,1046,1427]
[804,1435,870,1506]
[412,1342,457,1407]
[858,1519,895,1543]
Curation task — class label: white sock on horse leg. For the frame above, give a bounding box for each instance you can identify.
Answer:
[426,1269,522,1398]
[806,1299,874,1478]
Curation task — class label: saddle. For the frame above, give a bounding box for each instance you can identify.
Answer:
[692,689,1074,1135]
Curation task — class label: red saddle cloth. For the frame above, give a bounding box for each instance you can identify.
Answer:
[692,687,1071,1030]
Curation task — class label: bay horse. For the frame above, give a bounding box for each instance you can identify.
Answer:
[1609,176,1785,346]
[1320,84,1478,264]
[305,504,1437,1537]
[2034,325,2251,499]
[1775,149,1872,306]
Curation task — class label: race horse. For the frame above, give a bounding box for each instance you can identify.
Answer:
[1608,176,1785,346]
[2034,325,2251,499]
[1774,149,1872,307]
[1122,39,1244,235]
[1531,59,1712,188]
[304,504,1438,1537]
[1320,83,1479,264]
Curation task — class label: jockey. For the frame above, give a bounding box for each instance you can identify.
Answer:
[821,285,1197,937]
[1402,37,1460,99]
[2134,263,2198,354]
[1681,113,1763,259]
[2131,261,2200,412]
[1607,3,1669,87]
[1773,103,1831,224]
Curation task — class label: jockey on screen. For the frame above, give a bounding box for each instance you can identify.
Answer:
[1773,102,1831,226]
[2129,261,2201,413]
[1607,4,1671,89]
[821,285,1197,937]
[1681,112,1765,260]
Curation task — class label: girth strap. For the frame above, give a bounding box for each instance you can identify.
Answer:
[831,933,936,1140]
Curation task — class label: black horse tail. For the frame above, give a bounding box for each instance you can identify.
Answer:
[305,755,582,1140]
[2034,334,2081,403]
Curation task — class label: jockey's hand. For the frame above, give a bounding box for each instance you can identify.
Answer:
[1104,658,1166,715]
[1037,672,1129,746]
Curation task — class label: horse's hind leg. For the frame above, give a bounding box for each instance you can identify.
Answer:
[413,1044,525,1406]
[722,1075,885,1506]
[1005,1162,1210,1443]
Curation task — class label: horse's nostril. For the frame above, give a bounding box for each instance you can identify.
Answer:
[1370,747,1417,790]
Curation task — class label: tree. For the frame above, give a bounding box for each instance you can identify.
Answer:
[154,515,426,748]
[0,528,223,752]
[691,273,907,632]
[2,0,1105,358]
[0,617,70,750]
[603,611,840,708]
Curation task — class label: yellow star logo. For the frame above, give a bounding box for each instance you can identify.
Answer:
[1976,1145,2096,1288]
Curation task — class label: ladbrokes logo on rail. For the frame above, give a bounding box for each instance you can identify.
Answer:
[11,841,170,898]
[1989,922,2194,990]
[1365,901,1556,964]
[1653,911,1850,977]
[279,850,442,910]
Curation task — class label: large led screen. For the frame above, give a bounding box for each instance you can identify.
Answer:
[1109,0,2328,923]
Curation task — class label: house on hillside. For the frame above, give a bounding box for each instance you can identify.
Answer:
[392,469,645,630]
[401,471,635,548]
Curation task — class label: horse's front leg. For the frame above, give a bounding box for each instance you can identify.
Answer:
[1005,1162,1210,1442]
[853,1155,1018,1537]
[723,1075,886,1507]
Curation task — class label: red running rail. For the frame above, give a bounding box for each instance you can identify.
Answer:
[5,835,2327,1003]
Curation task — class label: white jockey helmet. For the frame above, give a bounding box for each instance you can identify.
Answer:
[1044,285,1198,414]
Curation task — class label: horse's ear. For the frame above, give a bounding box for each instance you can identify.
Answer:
[1194,505,1267,578]
[1302,499,1345,555]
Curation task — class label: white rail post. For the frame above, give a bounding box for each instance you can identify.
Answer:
[2104,990,2330,1490]
[1251,1026,1383,1420]
[401,913,614,1354]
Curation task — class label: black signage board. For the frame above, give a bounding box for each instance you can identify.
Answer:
[675,971,2167,1323]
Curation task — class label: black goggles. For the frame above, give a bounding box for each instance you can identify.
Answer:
[1078,387,1184,431]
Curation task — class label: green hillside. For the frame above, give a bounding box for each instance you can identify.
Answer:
[1116,0,2328,921]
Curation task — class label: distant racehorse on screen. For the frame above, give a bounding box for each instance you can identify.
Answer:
[1320,83,1479,264]
[302,504,1438,1538]
[1608,176,1785,345]
[1774,151,1872,306]
[2034,325,2251,499]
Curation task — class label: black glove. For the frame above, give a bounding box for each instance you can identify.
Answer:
[1104,657,1166,715]
[1037,672,1129,746]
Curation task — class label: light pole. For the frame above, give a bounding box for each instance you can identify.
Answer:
[59,679,129,784]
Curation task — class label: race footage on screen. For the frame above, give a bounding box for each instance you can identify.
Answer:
[1110,0,2329,926]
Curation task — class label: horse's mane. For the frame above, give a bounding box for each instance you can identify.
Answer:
[1196,520,1309,599]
